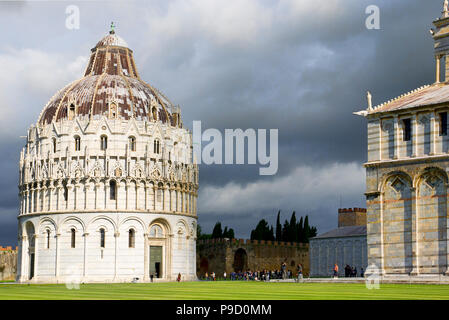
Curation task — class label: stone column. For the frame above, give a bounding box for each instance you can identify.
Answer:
[74,183,79,210]
[410,187,419,275]
[95,183,100,210]
[437,54,442,83]
[153,186,157,211]
[393,116,399,159]
[84,185,89,210]
[31,188,35,213]
[430,112,436,156]
[136,184,140,210]
[19,235,27,281]
[125,182,129,210]
[41,186,46,212]
[48,185,54,211]
[55,232,60,278]
[412,113,418,157]
[144,185,149,210]
[114,232,120,280]
[83,232,89,279]
[445,184,449,276]
[33,234,39,281]
[66,184,73,210]
[23,188,28,214]
[144,233,149,281]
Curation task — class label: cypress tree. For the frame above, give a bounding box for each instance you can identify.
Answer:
[304,215,310,242]
[275,211,282,241]
[289,211,297,242]
[211,222,223,239]
[298,216,304,242]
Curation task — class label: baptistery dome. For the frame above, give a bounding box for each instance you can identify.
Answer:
[16,30,199,283]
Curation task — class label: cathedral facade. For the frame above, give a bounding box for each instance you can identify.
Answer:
[16,30,199,283]
[355,3,449,277]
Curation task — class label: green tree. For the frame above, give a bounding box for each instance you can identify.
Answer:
[282,220,289,242]
[250,219,274,241]
[275,211,282,241]
[297,216,304,242]
[289,211,297,242]
[197,224,212,240]
[226,228,235,239]
[211,222,223,239]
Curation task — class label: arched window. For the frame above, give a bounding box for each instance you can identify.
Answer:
[109,180,117,200]
[100,135,108,151]
[52,138,57,153]
[154,139,160,154]
[71,228,76,248]
[129,136,136,152]
[46,229,50,249]
[149,225,163,238]
[100,228,105,248]
[152,107,157,121]
[109,102,117,119]
[129,229,135,248]
[74,136,81,151]
[68,104,76,120]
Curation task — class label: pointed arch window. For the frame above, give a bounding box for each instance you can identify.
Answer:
[100,228,105,248]
[152,107,157,121]
[109,180,117,200]
[129,136,136,152]
[154,139,160,154]
[68,104,76,120]
[100,135,108,151]
[74,135,81,151]
[71,228,76,248]
[52,138,57,153]
[129,229,135,248]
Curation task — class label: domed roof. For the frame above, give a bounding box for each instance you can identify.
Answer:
[95,31,128,48]
[38,30,180,127]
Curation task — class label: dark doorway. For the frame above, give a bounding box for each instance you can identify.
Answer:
[233,248,248,272]
[150,246,162,278]
[155,262,161,278]
[29,253,35,280]
[199,257,209,275]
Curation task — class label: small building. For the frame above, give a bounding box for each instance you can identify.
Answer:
[309,208,367,277]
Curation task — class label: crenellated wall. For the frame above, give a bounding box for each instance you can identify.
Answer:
[196,239,309,278]
[0,247,18,281]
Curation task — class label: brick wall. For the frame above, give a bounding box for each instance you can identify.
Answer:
[0,246,18,281]
[338,208,367,228]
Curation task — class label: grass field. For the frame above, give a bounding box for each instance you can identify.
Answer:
[1,281,449,300]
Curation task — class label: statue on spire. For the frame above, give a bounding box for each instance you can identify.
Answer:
[367,91,373,111]
[110,21,115,34]
[443,0,449,18]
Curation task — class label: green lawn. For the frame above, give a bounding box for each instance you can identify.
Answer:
[1,281,449,300]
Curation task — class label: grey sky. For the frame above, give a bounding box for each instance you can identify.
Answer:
[0,0,443,245]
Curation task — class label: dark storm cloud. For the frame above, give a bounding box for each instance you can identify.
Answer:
[0,0,444,240]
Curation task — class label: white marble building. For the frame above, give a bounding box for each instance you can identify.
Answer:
[16,29,199,283]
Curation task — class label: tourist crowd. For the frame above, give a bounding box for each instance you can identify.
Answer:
[203,263,304,281]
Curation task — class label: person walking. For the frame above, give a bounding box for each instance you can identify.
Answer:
[223,271,227,280]
[333,264,339,278]
[177,273,181,282]
[296,264,303,282]
[281,262,287,280]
